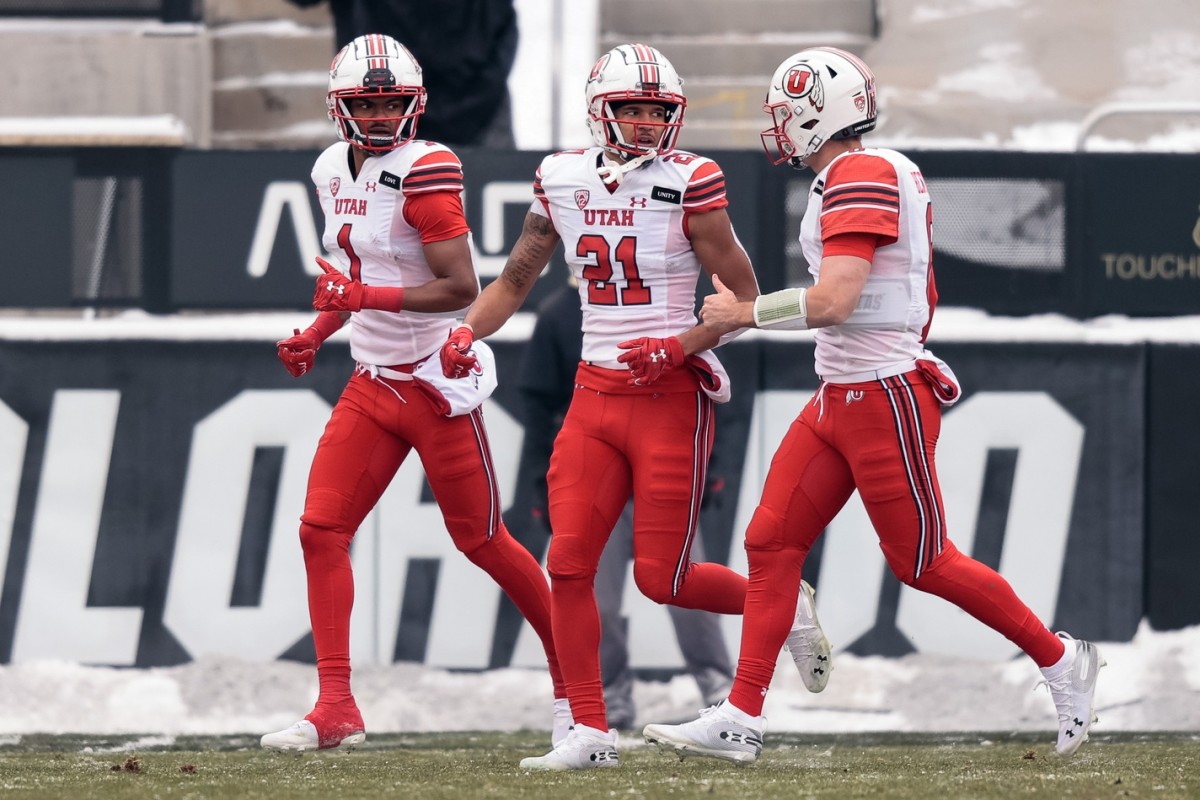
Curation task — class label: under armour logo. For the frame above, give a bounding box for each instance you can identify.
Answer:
[590,749,618,762]
[629,197,647,208]
[649,348,669,362]
[326,280,344,295]
[364,181,377,192]
[720,731,763,748]
[846,389,865,405]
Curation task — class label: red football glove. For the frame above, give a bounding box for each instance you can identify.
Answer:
[275,312,344,377]
[440,325,479,378]
[617,336,685,386]
[312,257,404,313]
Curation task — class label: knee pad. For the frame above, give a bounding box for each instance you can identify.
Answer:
[443,514,496,558]
[546,530,599,582]
[298,521,352,559]
[630,558,677,605]
[300,487,355,533]
[743,505,788,552]
[906,541,962,590]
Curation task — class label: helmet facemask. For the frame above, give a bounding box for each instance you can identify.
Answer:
[586,44,687,160]
[329,86,426,153]
[591,93,685,159]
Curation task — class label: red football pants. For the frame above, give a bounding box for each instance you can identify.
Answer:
[728,372,1064,716]
[299,372,563,722]
[546,365,747,730]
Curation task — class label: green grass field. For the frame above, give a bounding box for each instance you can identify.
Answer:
[0,731,1196,799]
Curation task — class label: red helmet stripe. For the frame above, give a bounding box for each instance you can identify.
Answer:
[632,43,660,88]
[369,33,389,70]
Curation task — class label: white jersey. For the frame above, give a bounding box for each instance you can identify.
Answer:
[801,147,940,379]
[532,147,729,368]
[311,140,473,367]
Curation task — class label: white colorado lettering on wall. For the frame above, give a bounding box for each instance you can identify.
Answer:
[1,387,1082,668]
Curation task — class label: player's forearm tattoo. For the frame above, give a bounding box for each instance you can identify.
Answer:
[502,213,559,289]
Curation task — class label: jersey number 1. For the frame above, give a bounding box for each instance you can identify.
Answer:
[337,223,363,282]
[577,234,650,306]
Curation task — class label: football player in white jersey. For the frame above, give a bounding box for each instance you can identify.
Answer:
[440,43,832,771]
[262,33,567,753]
[642,47,1104,764]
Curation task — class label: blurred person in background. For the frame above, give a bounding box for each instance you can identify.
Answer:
[642,47,1104,765]
[262,33,565,752]
[440,43,832,771]
[515,281,737,731]
[287,0,517,147]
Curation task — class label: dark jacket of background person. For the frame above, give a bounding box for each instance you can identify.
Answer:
[289,0,518,146]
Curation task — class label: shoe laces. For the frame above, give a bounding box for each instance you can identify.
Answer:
[787,620,823,655]
[1035,671,1073,725]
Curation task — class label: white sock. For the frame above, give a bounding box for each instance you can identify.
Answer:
[721,700,762,726]
[573,723,609,738]
[1041,636,1076,678]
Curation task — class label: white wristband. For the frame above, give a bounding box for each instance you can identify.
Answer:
[753,288,808,330]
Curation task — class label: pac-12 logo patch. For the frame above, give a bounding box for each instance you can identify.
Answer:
[575,190,590,209]
[330,177,341,197]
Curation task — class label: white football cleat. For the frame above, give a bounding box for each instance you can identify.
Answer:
[519,724,619,771]
[260,719,365,753]
[785,579,833,692]
[643,702,765,764]
[1040,631,1105,756]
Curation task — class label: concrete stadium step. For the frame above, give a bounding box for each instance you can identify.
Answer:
[0,20,210,146]
[212,22,334,82]
[674,120,767,152]
[213,81,328,137]
[203,0,330,27]
[212,123,335,151]
[600,0,875,38]
[204,0,332,148]
[597,33,871,77]
[685,76,778,117]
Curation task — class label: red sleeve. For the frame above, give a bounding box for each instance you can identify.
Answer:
[682,160,728,213]
[681,159,730,238]
[403,190,470,244]
[402,149,464,195]
[823,231,880,261]
[821,154,900,246]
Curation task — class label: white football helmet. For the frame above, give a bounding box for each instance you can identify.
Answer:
[761,47,877,169]
[586,43,686,158]
[327,34,427,152]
